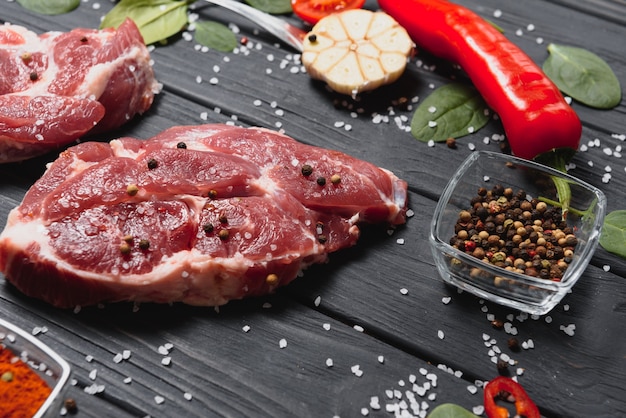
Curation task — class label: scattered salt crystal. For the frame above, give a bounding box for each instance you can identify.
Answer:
[209,77,218,84]
[354,325,364,333]
[437,330,445,340]
[483,175,490,182]
[351,364,363,377]
[427,140,435,147]
[279,338,287,348]
[603,265,611,272]
[428,106,437,113]
[493,9,502,18]
[468,143,476,151]
[515,28,523,36]
[441,296,451,304]
[89,369,97,380]
[85,355,93,363]
[314,296,322,307]
[326,358,334,367]
[396,238,405,245]
[253,99,262,106]
[545,316,552,324]
[113,353,124,364]
[400,288,409,295]
[154,395,165,405]
[242,325,251,333]
[123,377,132,384]
[360,407,369,416]
[184,392,193,401]
[428,121,437,127]
[323,323,331,331]
[473,405,485,415]
[467,385,477,394]
[560,324,576,336]
[161,357,172,366]
[536,37,544,44]
[378,355,385,364]
[195,75,202,84]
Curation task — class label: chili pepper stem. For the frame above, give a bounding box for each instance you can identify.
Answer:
[535,148,577,221]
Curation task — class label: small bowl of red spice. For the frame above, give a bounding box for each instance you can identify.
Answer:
[430,151,606,315]
[0,317,71,417]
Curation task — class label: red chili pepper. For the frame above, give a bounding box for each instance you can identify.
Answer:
[483,376,541,418]
[378,0,581,162]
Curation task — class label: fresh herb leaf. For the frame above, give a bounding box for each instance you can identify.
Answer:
[194,21,238,52]
[411,83,490,143]
[427,403,480,418]
[543,43,622,109]
[245,0,292,14]
[17,0,79,15]
[600,210,626,259]
[101,0,190,45]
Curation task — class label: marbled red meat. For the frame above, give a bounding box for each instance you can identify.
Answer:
[0,124,408,308]
[0,19,160,162]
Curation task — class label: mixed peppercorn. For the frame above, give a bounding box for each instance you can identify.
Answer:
[449,184,578,282]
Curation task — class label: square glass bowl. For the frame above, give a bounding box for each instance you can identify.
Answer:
[0,317,71,417]
[430,151,606,315]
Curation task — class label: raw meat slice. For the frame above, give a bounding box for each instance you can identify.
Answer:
[0,19,160,162]
[0,124,408,308]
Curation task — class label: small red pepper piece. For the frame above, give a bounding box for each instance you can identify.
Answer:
[378,0,582,162]
[483,376,541,418]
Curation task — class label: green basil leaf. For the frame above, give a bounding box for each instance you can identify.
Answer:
[427,403,480,418]
[543,43,622,109]
[194,21,238,52]
[411,83,490,143]
[600,210,626,259]
[17,0,79,15]
[101,0,190,45]
[245,0,292,14]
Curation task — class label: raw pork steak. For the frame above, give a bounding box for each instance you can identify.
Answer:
[0,19,160,162]
[0,124,407,308]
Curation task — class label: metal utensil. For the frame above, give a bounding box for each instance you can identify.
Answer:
[200,0,307,51]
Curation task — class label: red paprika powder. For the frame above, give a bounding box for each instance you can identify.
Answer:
[0,346,52,418]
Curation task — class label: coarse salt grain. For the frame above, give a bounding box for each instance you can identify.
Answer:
[400,288,409,295]
[437,330,445,340]
[184,392,193,401]
[242,325,251,332]
[279,338,287,348]
[326,358,334,367]
[154,395,165,405]
[323,323,331,331]
[378,355,385,364]
[161,357,172,366]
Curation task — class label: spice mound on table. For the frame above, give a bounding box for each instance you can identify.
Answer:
[449,185,577,281]
[0,346,52,418]
[0,124,408,308]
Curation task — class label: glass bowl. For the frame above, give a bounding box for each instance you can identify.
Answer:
[0,317,71,417]
[430,151,606,315]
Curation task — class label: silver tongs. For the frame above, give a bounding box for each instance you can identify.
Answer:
[200,0,307,51]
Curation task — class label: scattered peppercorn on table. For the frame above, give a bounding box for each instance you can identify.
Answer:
[1,1,625,417]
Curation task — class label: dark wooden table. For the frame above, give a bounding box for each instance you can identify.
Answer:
[2,1,625,417]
